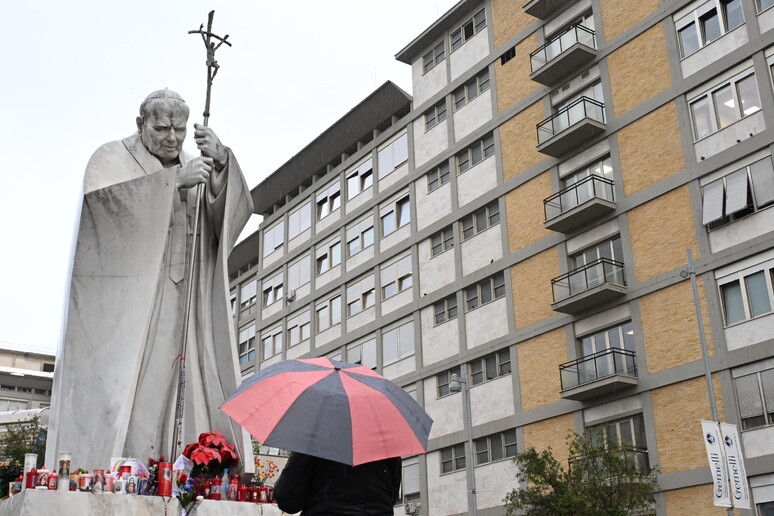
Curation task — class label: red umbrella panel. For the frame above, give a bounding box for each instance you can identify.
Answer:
[221,357,433,466]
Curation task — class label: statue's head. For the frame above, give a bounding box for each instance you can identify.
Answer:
[136,89,190,167]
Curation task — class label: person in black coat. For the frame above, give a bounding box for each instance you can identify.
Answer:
[273,452,402,515]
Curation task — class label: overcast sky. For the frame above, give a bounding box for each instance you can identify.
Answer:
[1,0,459,355]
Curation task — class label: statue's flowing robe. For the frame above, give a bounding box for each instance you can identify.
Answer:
[46,134,253,470]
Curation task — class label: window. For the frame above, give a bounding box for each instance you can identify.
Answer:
[431,226,455,256]
[346,216,375,257]
[461,200,500,240]
[263,221,284,257]
[734,362,774,430]
[288,202,312,240]
[262,272,283,307]
[469,349,511,385]
[425,99,448,131]
[287,311,311,347]
[588,414,649,471]
[287,254,311,292]
[676,0,744,58]
[450,8,486,51]
[437,366,461,397]
[238,325,256,365]
[316,295,342,333]
[380,194,411,237]
[456,134,495,173]
[500,46,516,65]
[347,338,377,369]
[440,443,466,473]
[230,290,237,316]
[382,321,414,365]
[401,458,420,503]
[346,274,376,317]
[261,326,283,361]
[378,133,409,179]
[423,41,446,73]
[464,272,506,311]
[316,181,341,220]
[570,236,625,290]
[718,261,774,325]
[474,429,517,465]
[434,294,458,325]
[689,70,761,140]
[702,157,774,229]
[316,240,342,275]
[453,69,490,110]
[427,161,451,192]
[239,279,257,308]
[760,0,774,12]
[381,255,413,299]
[346,159,373,200]
[0,400,28,411]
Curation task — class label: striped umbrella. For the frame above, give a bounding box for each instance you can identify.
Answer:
[221,357,433,466]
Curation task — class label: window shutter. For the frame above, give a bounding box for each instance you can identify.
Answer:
[725,168,750,215]
[702,179,724,225]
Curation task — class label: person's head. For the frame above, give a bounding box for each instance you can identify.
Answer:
[136,89,190,166]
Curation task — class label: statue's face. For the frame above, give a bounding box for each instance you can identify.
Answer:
[138,100,189,165]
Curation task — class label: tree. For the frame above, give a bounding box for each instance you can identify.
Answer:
[504,433,658,516]
[0,416,46,496]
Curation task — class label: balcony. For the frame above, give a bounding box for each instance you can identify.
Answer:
[530,24,597,85]
[551,257,626,314]
[523,0,575,19]
[544,175,616,233]
[537,97,606,157]
[559,348,638,401]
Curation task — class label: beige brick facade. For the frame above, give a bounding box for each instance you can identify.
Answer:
[500,102,546,181]
[663,485,731,514]
[522,414,576,466]
[516,328,566,411]
[618,101,686,197]
[628,186,699,283]
[650,376,725,475]
[608,24,672,118]
[600,0,660,42]
[639,280,714,374]
[491,0,535,48]
[496,33,540,113]
[510,248,559,328]
[505,170,553,251]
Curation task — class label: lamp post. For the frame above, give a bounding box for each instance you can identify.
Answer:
[450,373,478,516]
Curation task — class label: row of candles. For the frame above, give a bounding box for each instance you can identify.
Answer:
[10,452,276,504]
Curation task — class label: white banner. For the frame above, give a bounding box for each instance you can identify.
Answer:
[701,420,731,507]
[719,422,751,510]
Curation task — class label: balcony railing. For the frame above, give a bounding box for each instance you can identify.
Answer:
[538,97,605,146]
[569,448,651,475]
[544,175,614,222]
[552,257,625,303]
[531,24,596,74]
[560,348,637,391]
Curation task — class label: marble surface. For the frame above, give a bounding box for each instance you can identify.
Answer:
[0,490,285,515]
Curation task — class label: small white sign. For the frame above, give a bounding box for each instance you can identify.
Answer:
[701,420,731,507]
[719,422,751,510]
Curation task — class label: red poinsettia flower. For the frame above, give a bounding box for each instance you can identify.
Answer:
[187,445,222,466]
[198,430,227,448]
[219,443,239,467]
[183,441,200,458]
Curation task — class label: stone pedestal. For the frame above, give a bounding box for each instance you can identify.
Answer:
[0,490,285,515]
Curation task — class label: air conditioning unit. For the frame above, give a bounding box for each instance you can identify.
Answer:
[286,290,296,302]
[404,501,420,515]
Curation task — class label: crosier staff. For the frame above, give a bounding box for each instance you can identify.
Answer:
[171,10,232,461]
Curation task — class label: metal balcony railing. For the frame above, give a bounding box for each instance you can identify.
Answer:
[551,257,625,302]
[537,97,605,145]
[530,24,596,73]
[560,347,637,390]
[544,175,614,221]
